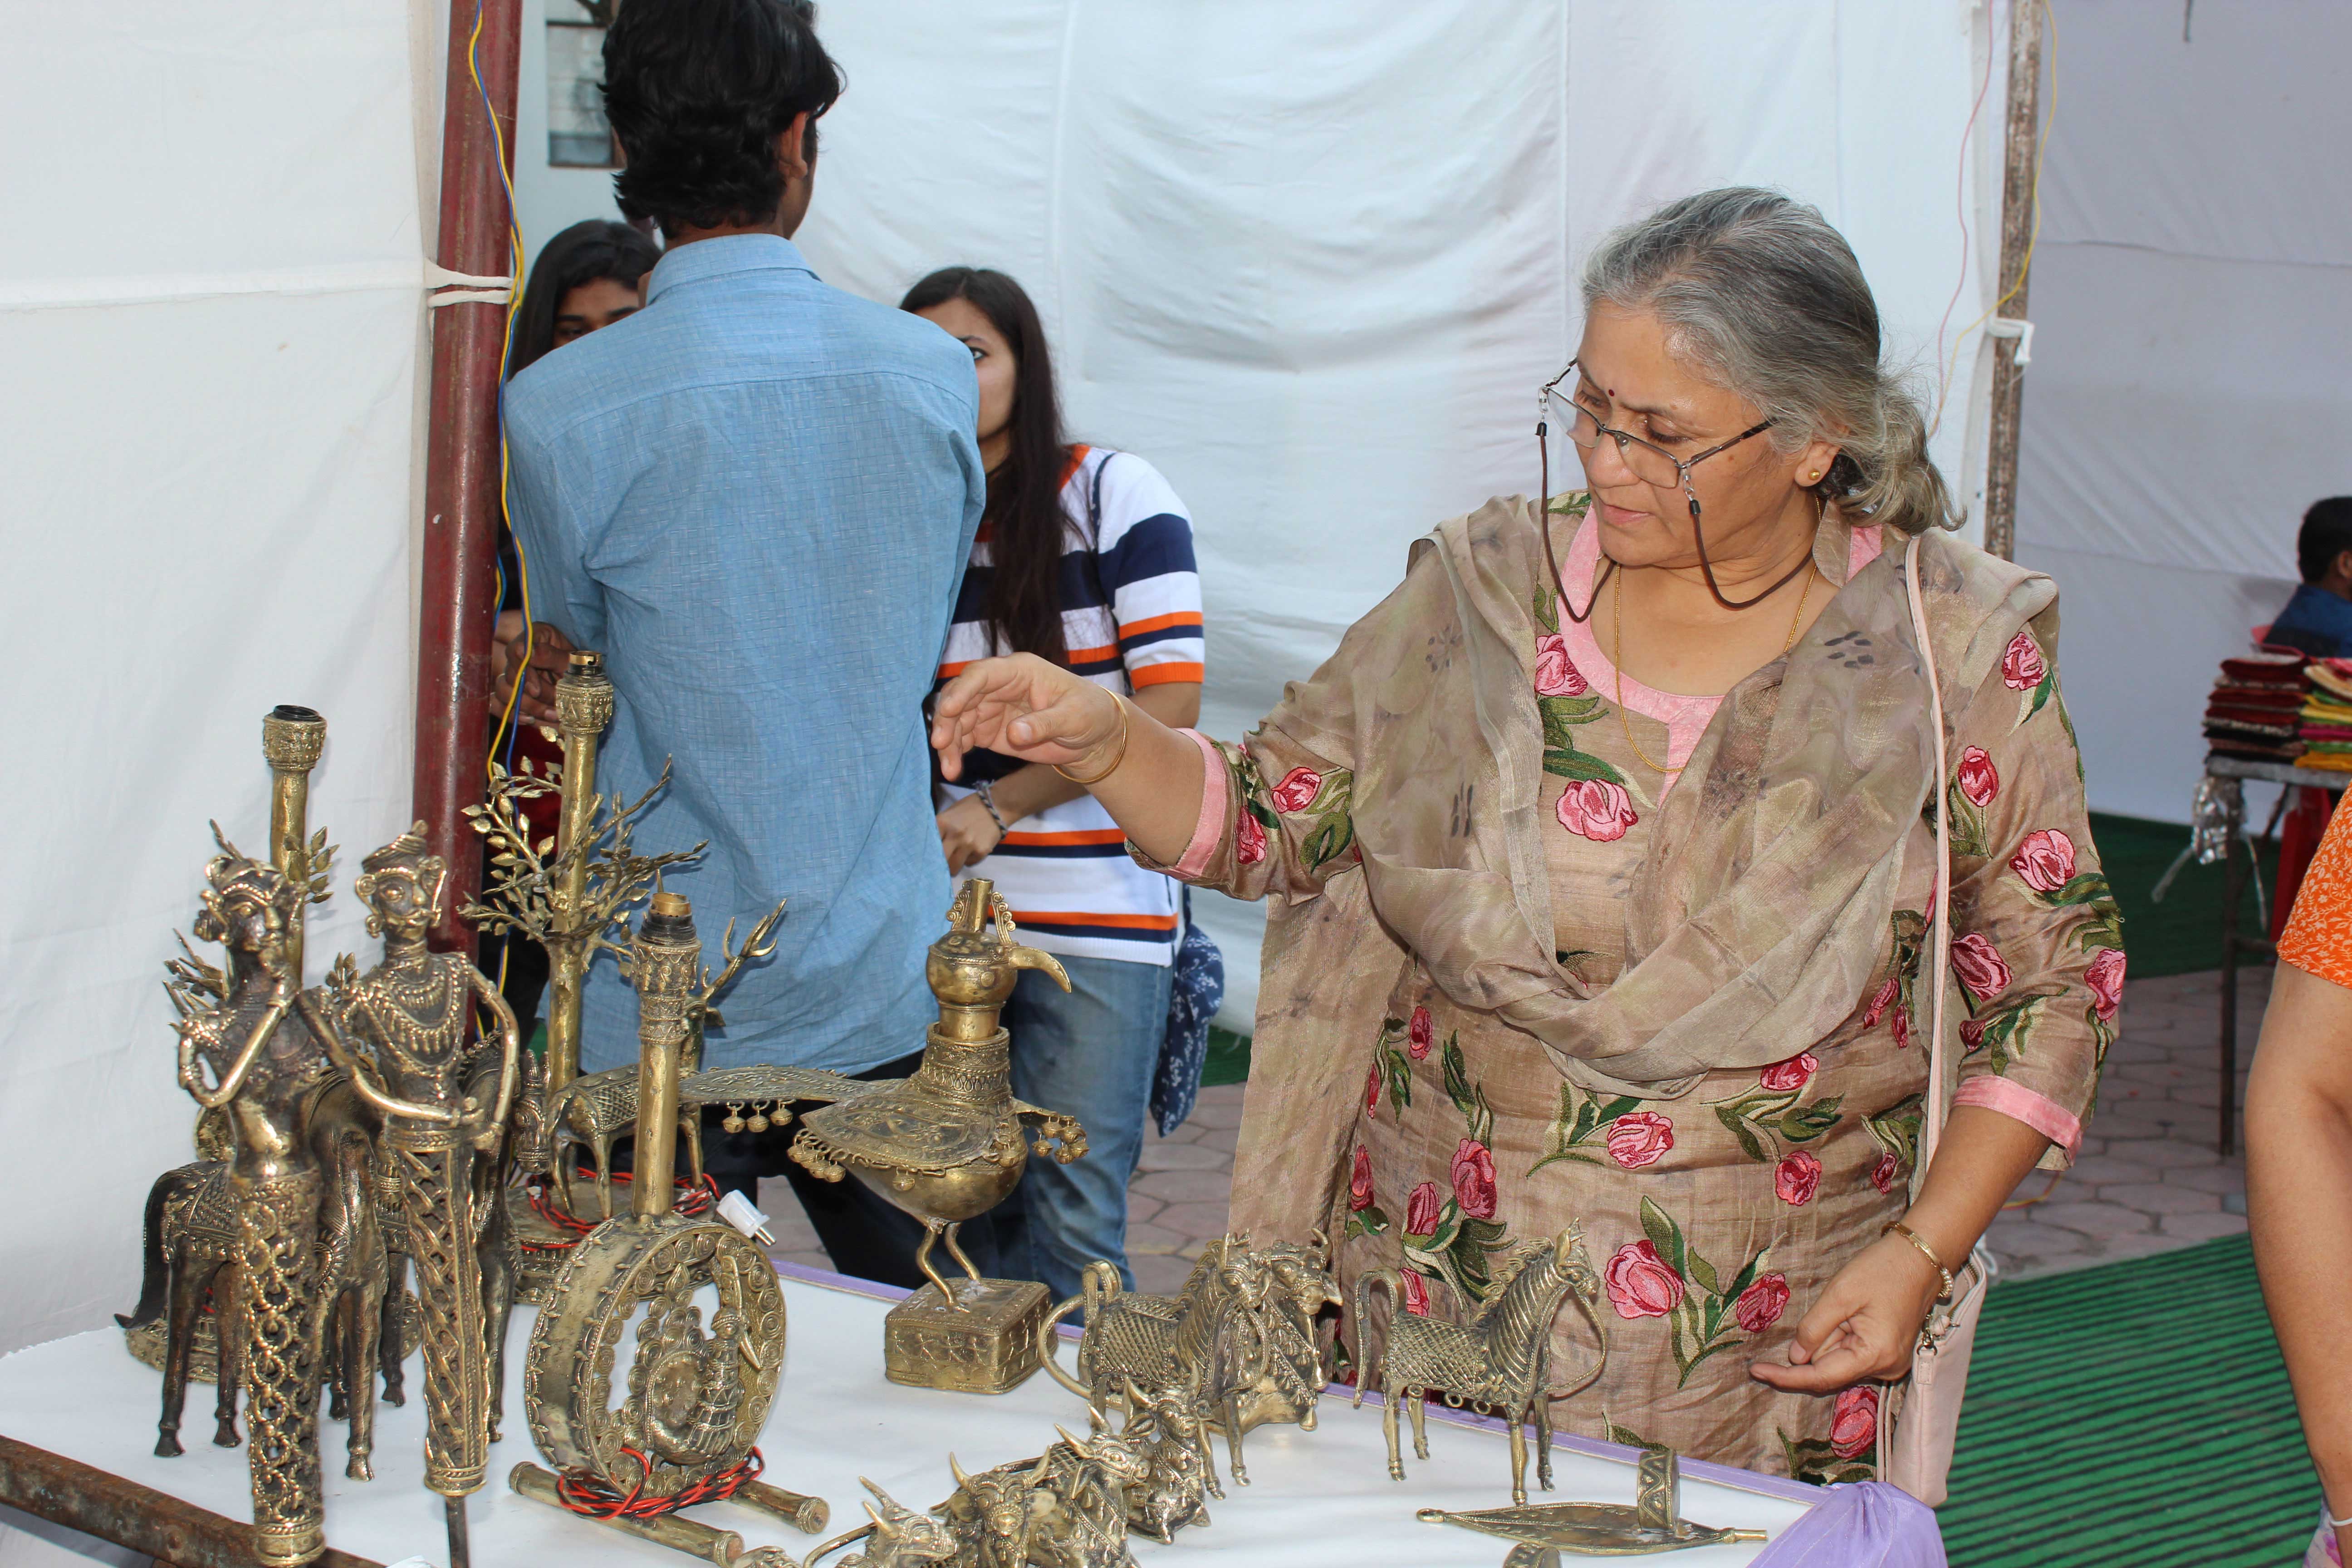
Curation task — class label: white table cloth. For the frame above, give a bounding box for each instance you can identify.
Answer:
[0,1267,1812,1565]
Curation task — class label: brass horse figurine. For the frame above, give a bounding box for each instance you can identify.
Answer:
[1352,1224,1608,1505]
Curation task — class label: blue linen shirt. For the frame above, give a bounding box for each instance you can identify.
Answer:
[2269,583,2352,658]
[504,235,984,1074]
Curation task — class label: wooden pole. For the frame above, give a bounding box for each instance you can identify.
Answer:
[1981,0,2044,563]
[413,0,523,952]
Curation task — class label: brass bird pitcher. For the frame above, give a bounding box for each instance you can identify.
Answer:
[790,879,1088,1393]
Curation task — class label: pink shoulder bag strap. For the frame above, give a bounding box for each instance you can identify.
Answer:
[1880,531,1996,1506]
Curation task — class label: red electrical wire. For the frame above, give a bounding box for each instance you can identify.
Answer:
[521,1172,720,1250]
[553,1445,767,1520]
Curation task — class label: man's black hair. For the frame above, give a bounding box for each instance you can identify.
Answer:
[2299,497,2352,585]
[601,0,843,235]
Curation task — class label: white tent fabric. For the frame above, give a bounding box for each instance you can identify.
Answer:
[0,0,439,1393]
[774,0,2007,1024]
[2016,0,2352,822]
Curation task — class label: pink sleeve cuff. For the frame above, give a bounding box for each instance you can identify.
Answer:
[1170,729,1228,880]
[1953,1076,2083,1160]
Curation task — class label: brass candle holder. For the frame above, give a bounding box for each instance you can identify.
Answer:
[789,880,1087,1395]
[514,894,826,1565]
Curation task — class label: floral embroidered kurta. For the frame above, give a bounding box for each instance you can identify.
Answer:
[1148,501,2118,1480]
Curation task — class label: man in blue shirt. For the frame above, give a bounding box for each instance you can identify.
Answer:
[502,0,985,1284]
[2268,497,2352,657]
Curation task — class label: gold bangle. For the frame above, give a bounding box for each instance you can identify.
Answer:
[1883,1220,1955,1303]
[1054,694,1132,786]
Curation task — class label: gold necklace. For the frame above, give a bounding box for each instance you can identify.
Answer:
[1610,558,1816,775]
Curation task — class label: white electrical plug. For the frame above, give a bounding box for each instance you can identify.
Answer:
[716,1189,776,1245]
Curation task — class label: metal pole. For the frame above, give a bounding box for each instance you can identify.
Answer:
[630,894,701,1222]
[1981,0,2043,563]
[260,706,326,985]
[413,0,523,952]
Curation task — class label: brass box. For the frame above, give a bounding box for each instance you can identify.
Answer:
[883,1278,1051,1394]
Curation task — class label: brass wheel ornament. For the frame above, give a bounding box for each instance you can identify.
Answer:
[514,894,826,1563]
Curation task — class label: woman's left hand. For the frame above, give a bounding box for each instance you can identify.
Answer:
[937,794,1005,877]
[1748,1233,1944,1392]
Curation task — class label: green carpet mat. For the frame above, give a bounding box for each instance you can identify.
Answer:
[2090,809,2279,981]
[1940,1234,2313,1566]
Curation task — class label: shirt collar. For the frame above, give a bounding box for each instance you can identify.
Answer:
[644,233,815,304]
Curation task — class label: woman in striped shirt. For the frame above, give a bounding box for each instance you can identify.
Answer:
[903,268,1205,1303]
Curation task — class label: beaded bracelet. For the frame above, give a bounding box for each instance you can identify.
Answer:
[972,779,1009,841]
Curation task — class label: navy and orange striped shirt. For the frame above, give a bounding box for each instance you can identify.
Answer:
[937,446,1202,965]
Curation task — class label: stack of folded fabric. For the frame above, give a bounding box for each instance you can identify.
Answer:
[2203,652,2309,763]
[2301,660,2352,772]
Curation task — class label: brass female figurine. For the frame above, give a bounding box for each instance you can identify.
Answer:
[172,837,331,1568]
[790,880,1087,1394]
[294,825,520,1568]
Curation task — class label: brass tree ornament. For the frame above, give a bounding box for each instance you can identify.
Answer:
[1416,1446,1767,1558]
[294,825,521,1568]
[172,837,332,1568]
[461,647,702,1291]
[790,879,1087,1394]
[513,894,827,1564]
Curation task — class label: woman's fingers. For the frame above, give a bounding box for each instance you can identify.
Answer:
[931,655,1120,778]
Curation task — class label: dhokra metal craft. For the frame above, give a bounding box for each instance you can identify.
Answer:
[167,832,337,1568]
[1041,1234,1341,1485]
[294,824,523,1568]
[463,648,714,1295]
[514,893,828,1566]
[803,1394,1233,1568]
[789,879,1087,1394]
[1353,1224,1610,1505]
[1417,1446,1767,1559]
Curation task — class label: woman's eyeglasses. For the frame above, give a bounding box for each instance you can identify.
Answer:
[1534,360,1807,615]
[1540,360,1773,504]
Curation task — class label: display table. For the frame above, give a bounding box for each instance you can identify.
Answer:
[0,1266,1816,1566]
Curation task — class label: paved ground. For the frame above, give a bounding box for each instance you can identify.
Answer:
[764,967,2259,1286]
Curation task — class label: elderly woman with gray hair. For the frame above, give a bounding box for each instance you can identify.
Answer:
[931,189,2116,1479]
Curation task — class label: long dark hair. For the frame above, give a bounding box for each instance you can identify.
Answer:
[507,220,661,378]
[898,268,1074,665]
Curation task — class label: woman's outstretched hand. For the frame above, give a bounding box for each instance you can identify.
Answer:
[931,654,1124,781]
[1747,1233,1943,1392]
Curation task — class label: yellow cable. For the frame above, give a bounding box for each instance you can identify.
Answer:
[466,0,532,1001]
[466,0,534,778]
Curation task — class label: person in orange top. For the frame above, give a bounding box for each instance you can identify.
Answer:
[2252,800,2352,1566]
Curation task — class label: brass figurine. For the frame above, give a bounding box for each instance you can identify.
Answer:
[1041,1234,1338,1485]
[171,836,332,1567]
[515,894,824,1564]
[294,825,522,1568]
[1352,1225,1609,1507]
[1416,1446,1767,1558]
[790,880,1086,1394]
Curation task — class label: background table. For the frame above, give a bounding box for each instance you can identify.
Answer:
[0,1267,1814,1567]
[2204,755,2349,1154]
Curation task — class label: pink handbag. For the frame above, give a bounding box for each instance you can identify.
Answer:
[1878,533,1994,1507]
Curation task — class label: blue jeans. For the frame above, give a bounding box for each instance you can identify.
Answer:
[993,953,1171,1305]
